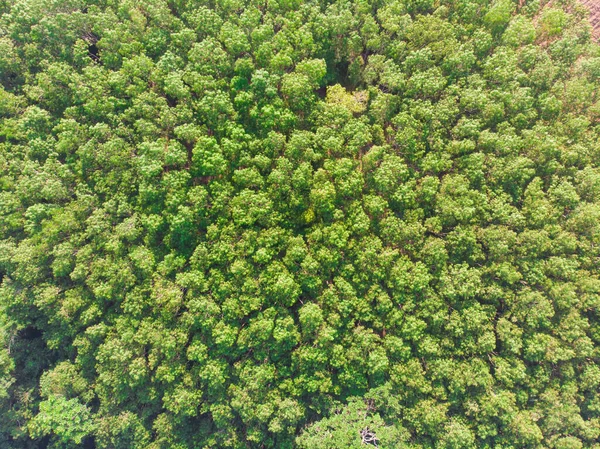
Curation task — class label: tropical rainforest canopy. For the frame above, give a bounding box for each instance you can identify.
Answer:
[1,0,600,448]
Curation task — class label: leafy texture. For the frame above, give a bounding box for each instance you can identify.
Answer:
[1,0,600,448]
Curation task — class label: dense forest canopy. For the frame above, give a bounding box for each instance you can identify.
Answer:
[1,0,600,448]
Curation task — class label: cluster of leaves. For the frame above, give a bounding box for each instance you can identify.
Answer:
[1,0,600,448]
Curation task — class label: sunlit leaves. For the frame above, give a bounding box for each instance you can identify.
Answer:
[1,0,600,448]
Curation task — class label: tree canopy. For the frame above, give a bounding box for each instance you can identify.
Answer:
[1,0,600,448]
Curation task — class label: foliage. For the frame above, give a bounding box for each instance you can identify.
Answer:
[0,0,600,448]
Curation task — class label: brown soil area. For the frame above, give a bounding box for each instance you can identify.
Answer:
[580,0,600,39]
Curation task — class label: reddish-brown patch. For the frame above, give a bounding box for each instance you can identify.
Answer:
[580,0,600,39]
